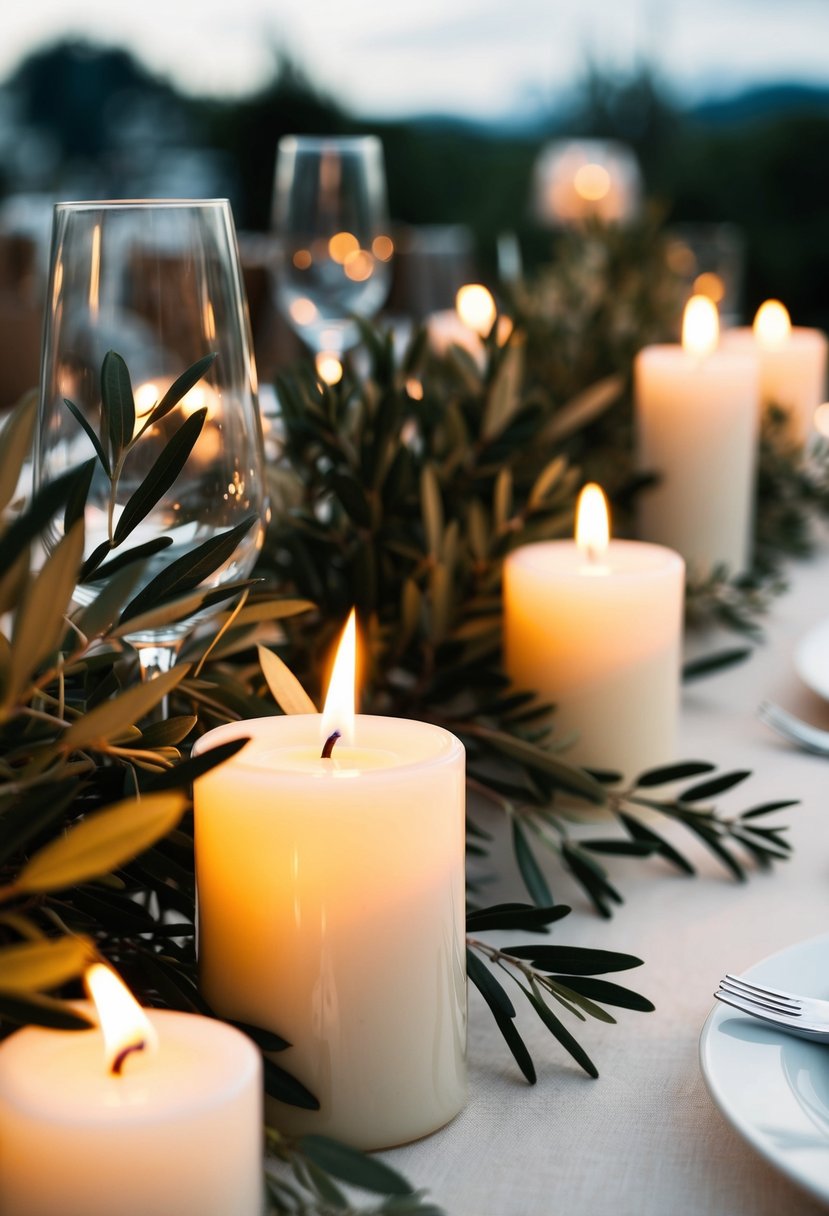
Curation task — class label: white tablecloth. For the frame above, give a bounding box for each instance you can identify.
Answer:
[382,543,829,1215]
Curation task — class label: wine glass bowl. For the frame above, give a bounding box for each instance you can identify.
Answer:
[272,136,393,368]
[34,199,268,655]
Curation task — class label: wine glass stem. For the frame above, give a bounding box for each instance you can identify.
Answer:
[135,643,179,720]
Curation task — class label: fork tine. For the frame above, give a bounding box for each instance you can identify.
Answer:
[714,988,800,1027]
[718,978,801,1018]
[722,973,802,1014]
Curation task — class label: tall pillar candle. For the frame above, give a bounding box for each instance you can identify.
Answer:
[720,299,827,443]
[0,965,263,1216]
[634,294,760,575]
[503,484,685,781]
[192,615,466,1151]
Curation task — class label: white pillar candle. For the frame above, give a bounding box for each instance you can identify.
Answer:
[634,294,760,575]
[503,484,685,781]
[192,614,466,1152]
[720,299,827,443]
[0,965,263,1216]
[426,283,499,364]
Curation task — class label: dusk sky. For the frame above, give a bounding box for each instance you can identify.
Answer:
[2,0,829,119]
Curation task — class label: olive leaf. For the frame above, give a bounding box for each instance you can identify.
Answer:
[0,935,93,993]
[0,390,37,515]
[258,644,317,715]
[15,791,188,894]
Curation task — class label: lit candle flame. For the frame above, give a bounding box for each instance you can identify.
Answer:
[682,294,719,358]
[316,352,343,386]
[753,299,791,351]
[575,483,610,562]
[85,963,158,1076]
[456,284,496,338]
[321,609,357,748]
[573,162,611,202]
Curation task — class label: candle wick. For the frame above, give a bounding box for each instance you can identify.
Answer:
[111,1039,146,1076]
[321,730,341,760]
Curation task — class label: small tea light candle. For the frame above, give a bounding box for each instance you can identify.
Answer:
[720,299,827,443]
[634,294,760,575]
[0,965,263,1216]
[193,612,467,1152]
[503,485,684,781]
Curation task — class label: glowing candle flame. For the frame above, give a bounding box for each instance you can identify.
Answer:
[575,483,610,562]
[753,299,791,351]
[456,284,496,337]
[682,295,719,358]
[321,609,357,747]
[85,963,158,1075]
[573,162,611,202]
[315,352,343,386]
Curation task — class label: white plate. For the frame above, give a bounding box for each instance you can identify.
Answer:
[700,932,829,1206]
[795,619,829,701]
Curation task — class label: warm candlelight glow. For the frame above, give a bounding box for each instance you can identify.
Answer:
[682,294,719,358]
[321,608,357,746]
[290,297,318,327]
[85,963,158,1075]
[372,234,394,261]
[753,299,791,351]
[456,284,496,337]
[315,352,343,386]
[814,402,829,438]
[573,162,611,202]
[328,231,359,265]
[575,482,610,561]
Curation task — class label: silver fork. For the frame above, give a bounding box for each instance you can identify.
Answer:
[714,973,829,1042]
[758,700,829,756]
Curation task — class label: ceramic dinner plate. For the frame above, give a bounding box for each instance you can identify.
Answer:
[700,931,829,1205]
[794,618,829,701]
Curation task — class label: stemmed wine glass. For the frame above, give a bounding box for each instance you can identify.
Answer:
[272,135,393,381]
[34,199,268,682]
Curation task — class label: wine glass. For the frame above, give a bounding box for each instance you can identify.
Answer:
[272,135,393,380]
[34,199,268,681]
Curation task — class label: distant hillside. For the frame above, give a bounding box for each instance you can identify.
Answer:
[690,82,829,126]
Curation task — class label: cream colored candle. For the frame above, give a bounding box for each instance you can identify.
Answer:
[0,965,263,1216]
[427,283,499,363]
[503,485,685,781]
[635,294,760,575]
[720,299,827,443]
[193,615,466,1151]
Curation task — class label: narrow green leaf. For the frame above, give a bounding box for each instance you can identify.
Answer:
[0,935,93,994]
[679,770,752,803]
[263,1056,320,1110]
[63,396,111,476]
[119,516,258,623]
[553,975,655,1012]
[16,791,188,894]
[230,1019,290,1053]
[0,990,94,1030]
[0,390,37,515]
[74,562,148,641]
[8,521,85,699]
[82,536,173,584]
[62,664,190,750]
[420,465,443,560]
[0,464,89,573]
[466,903,571,933]
[258,644,317,714]
[143,736,250,791]
[101,350,135,461]
[740,799,799,820]
[618,812,695,875]
[681,648,752,682]
[511,818,553,906]
[466,948,515,1018]
[140,715,197,748]
[581,839,661,857]
[62,457,96,532]
[300,1136,414,1197]
[635,761,716,788]
[113,409,207,546]
[142,353,218,430]
[503,945,644,975]
[468,727,607,805]
[523,984,599,1077]
[468,949,535,1083]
